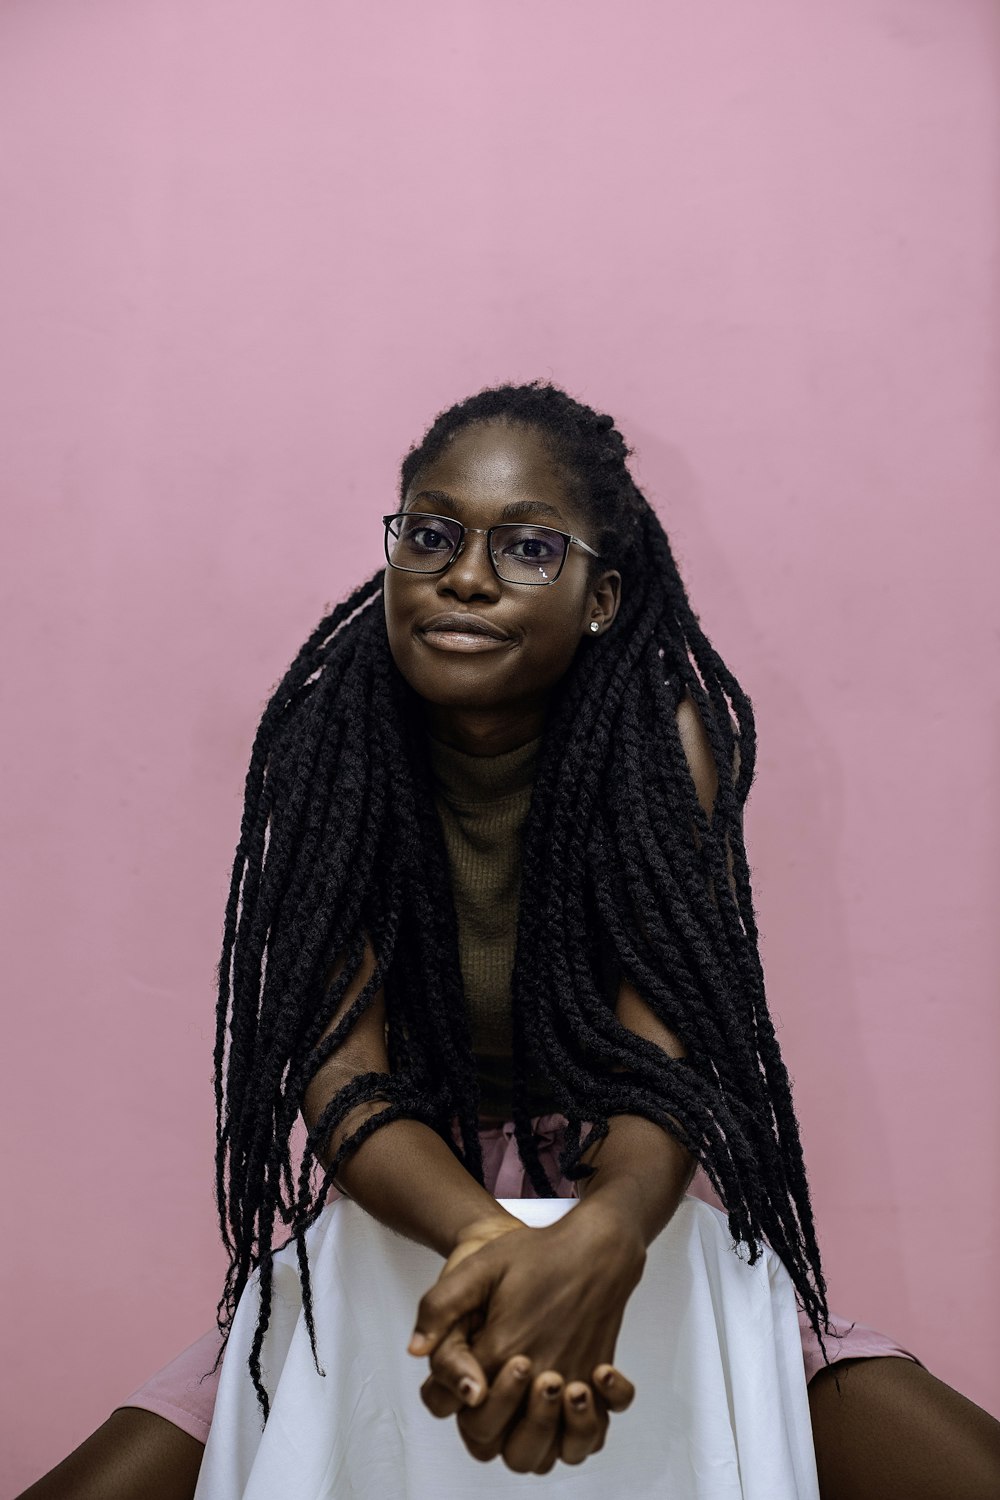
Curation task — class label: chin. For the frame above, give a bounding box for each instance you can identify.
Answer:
[390,639,509,700]
[405,668,509,711]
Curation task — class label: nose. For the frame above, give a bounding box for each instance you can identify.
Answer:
[435,529,501,601]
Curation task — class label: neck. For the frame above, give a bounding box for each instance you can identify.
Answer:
[422,700,545,757]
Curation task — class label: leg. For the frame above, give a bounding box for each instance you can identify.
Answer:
[808,1356,1000,1500]
[13,1407,203,1500]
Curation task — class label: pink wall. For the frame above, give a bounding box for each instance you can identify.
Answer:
[2,0,998,1485]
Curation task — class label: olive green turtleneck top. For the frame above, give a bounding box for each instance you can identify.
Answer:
[426,732,558,1120]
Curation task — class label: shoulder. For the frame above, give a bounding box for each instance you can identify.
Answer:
[674,690,718,818]
[674,689,741,819]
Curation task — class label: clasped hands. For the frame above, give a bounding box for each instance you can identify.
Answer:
[407,1205,645,1474]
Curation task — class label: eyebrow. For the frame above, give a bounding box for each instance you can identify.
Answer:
[411,489,565,522]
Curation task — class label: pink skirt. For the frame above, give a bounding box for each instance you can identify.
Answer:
[120,1114,923,1445]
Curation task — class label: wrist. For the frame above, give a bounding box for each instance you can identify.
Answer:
[563,1194,647,1264]
[576,1113,695,1250]
[571,1184,651,1259]
[450,1206,523,1254]
[544,1201,646,1307]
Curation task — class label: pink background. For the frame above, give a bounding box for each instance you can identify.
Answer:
[2,0,998,1486]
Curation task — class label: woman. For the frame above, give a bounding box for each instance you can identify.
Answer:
[19,384,1000,1498]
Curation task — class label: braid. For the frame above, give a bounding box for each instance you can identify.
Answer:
[211,584,482,1422]
[213,380,836,1427]
[406,381,835,1352]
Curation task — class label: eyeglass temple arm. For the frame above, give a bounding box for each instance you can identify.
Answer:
[571,534,601,559]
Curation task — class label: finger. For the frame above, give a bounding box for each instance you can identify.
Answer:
[590,1363,636,1413]
[498,1371,565,1475]
[419,1373,463,1419]
[455,1356,532,1450]
[409,1258,496,1358]
[559,1382,606,1465]
[426,1324,489,1407]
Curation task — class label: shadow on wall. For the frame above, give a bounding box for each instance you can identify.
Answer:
[630,424,905,1312]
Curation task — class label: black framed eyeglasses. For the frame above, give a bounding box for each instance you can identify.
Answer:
[382,511,600,586]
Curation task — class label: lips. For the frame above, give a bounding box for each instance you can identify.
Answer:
[419,612,510,641]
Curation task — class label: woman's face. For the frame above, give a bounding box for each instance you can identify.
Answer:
[383,420,620,753]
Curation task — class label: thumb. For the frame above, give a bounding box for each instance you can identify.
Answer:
[408,1251,499,1357]
[419,1322,489,1411]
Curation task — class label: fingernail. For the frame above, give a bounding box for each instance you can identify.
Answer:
[511,1360,530,1381]
[543,1381,562,1400]
[599,1369,615,1388]
[570,1390,589,1410]
[459,1377,481,1402]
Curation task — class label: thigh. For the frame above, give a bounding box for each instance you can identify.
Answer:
[808,1356,1000,1500]
[14,1407,203,1500]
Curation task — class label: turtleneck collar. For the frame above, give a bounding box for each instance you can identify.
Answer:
[427,732,541,807]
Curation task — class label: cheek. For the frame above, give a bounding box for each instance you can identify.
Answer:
[521,615,586,684]
[534,592,588,651]
[383,576,413,653]
[381,583,454,698]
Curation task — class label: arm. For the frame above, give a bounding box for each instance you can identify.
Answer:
[408,990,692,1470]
[571,977,696,1250]
[412,691,737,1468]
[573,688,735,1246]
[307,689,728,1267]
[301,936,520,1259]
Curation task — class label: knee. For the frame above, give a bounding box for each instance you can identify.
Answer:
[809,1357,1000,1500]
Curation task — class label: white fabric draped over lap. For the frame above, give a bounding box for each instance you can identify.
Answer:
[193,1196,820,1500]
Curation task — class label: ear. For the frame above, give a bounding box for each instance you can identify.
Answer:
[587,568,621,632]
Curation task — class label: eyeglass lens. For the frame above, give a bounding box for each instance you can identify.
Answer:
[386,513,567,584]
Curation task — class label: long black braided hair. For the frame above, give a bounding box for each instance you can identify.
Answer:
[210,380,836,1424]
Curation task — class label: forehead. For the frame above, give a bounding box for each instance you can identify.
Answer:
[404,421,577,524]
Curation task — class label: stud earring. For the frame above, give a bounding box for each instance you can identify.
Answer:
[589,621,600,633]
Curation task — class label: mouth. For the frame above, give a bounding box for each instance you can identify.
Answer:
[417,612,512,653]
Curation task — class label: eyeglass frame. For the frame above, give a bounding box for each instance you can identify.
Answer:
[381,510,601,586]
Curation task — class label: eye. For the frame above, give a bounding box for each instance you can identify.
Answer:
[496,526,561,561]
[410,525,451,552]
[398,518,455,553]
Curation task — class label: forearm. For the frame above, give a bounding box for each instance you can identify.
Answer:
[318,1096,519,1260]
[573,1112,696,1250]
[580,970,699,1248]
[303,937,518,1260]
